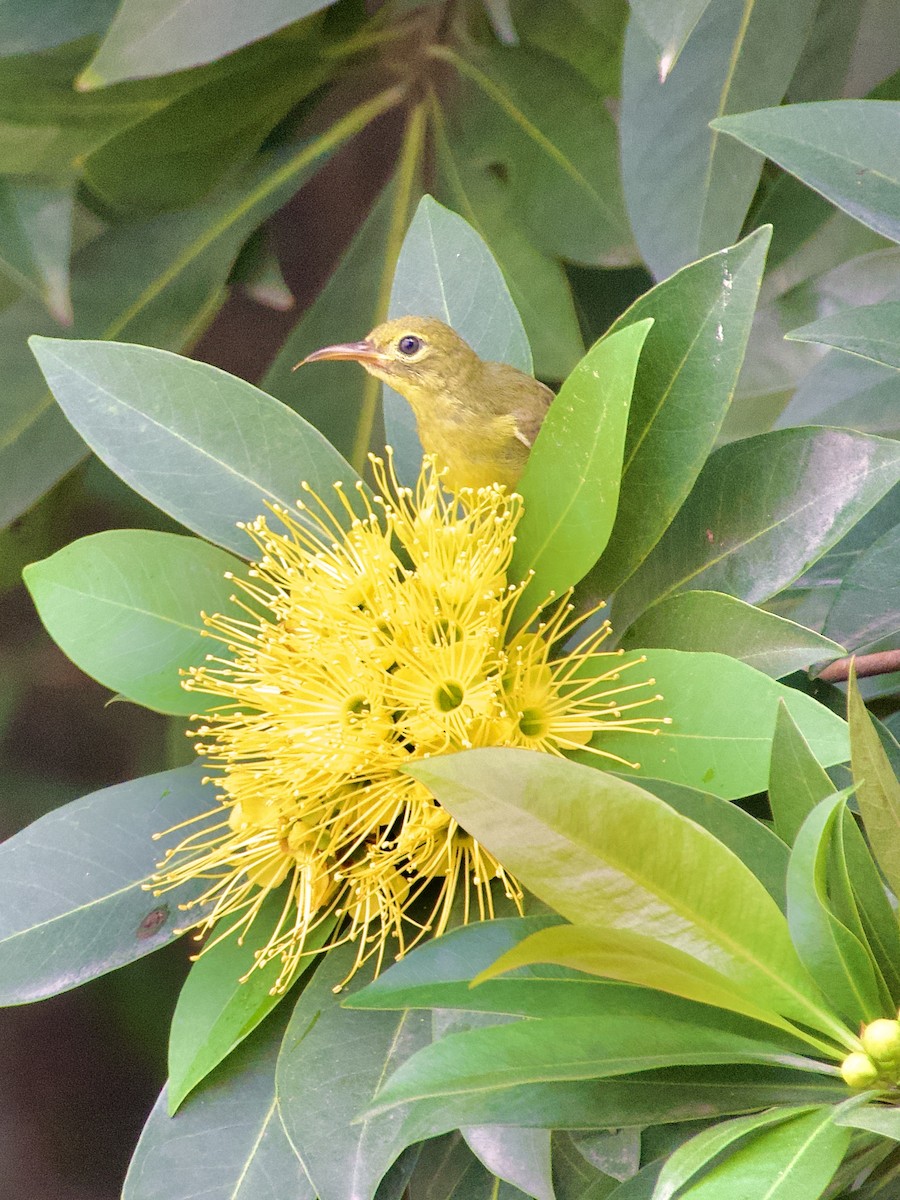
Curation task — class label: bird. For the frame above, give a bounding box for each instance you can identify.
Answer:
[297,316,554,492]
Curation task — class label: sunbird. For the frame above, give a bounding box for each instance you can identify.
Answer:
[298,316,553,492]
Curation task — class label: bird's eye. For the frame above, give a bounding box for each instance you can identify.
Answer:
[397,335,423,356]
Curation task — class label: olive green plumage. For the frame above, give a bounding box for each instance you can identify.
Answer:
[300,316,553,492]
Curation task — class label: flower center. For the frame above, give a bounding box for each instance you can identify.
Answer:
[435,680,464,712]
[518,707,550,738]
[343,695,371,725]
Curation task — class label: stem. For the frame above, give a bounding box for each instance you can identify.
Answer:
[816,650,900,684]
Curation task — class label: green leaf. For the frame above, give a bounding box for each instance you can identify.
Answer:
[23,530,246,715]
[0,178,72,322]
[511,0,628,99]
[384,193,533,485]
[823,523,900,651]
[628,0,713,79]
[582,649,849,799]
[786,791,884,1025]
[81,0,335,87]
[769,701,835,846]
[407,750,850,1044]
[621,0,816,277]
[123,1003,313,1200]
[611,429,900,633]
[264,109,424,471]
[435,42,633,267]
[619,591,844,678]
[665,1105,851,1200]
[0,762,213,1004]
[787,299,900,370]
[849,671,900,900]
[511,319,652,600]
[0,0,118,56]
[276,943,432,1200]
[461,1126,553,1200]
[167,895,334,1114]
[29,338,365,557]
[365,1013,827,1118]
[587,228,770,596]
[652,1106,816,1200]
[712,101,900,245]
[835,1103,900,1140]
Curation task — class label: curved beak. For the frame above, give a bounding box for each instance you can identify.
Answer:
[293,339,388,371]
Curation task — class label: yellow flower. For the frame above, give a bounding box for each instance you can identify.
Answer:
[153,454,668,990]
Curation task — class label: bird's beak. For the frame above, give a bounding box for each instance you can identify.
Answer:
[293,339,388,370]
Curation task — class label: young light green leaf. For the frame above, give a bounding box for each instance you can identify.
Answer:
[511,319,652,600]
[786,791,884,1025]
[712,101,900,245]
[23,531,247,715]
[29,338,365,557]
[619,591,844,678]
[612,429,900,633]
[408,750,851,1045]
[0,763,213,1004]
[849,670,900,900]
[769,701,835,845]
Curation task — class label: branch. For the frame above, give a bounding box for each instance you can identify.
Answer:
[816,649,900,683]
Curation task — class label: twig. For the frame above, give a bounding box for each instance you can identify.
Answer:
[816,650,900,683]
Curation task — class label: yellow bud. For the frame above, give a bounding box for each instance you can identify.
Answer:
[861,1019,900,1068]
[840,1051,880,1089]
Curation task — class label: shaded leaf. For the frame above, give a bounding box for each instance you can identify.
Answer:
[787,298,900,370]
[23,530,246,715]
[511,319,652,600]
[0,763,213,1004]
[823,522,900,651]
[612,429,900,633]
[29,338,365,557]
[0,178,72,322]
[511,0,628,98]
[619,591,843,678]
[0,0,118,56]
[123,1003,312,1200]
[461,1126,553,1200]
[628,0,714,80]
[849,671,900,901]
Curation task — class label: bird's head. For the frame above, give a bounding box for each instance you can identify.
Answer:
[297,317,481,400]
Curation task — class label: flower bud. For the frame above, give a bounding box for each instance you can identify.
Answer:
[861,1019,900,1069]
[841,1051,880,1089]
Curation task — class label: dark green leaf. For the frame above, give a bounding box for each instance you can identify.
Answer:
[0,178,72,322]
[823,523,900,651]
[587,228,770,596]
[407,1133,516,1200]
[384,193,532,485]
[788,299,900,370]
[612,429,900,633]
[0,0,118,56]
[621,0,816,277]
[81,0,334,86]
[29,338,365,557]
[786,791,884,1025]
[23,530,246,715]
[511,319,652,599]
[123,1003,313,1200]
[511,0,628,98]
[769,701,835,846]
[619,591,843,678]
[712,101,900,245]
[0,763,213,1004]
[276,943,432,1200]
[849,672,900,900]
[408,750,850,1043]
[583,649,849,799]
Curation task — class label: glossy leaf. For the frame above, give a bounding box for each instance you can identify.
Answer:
[123,1004,312,1200]
[29,338,365,557]
[612,429,900,633]
[588,228,770,596]
[849,672,900,901]
[777,347,900,438]
[619,591,843,678]
[629,0,713,79]
[0,0,118,56]
[0,763,213,1004]
[667,1104,851,1200]
[581,648,849,799]
[769,702,835,846]
[712,101,900,245]
[835,1103,900,1140]
[408,750,850,1043]
[511,319,652,599]
[264,110,424,470]
[384,193,532,485]
[461,1126,553,1200]
[823,523,900,651]
[786,791,884,1024]
[276,943,432,1200]
[0,178,72,322]
[81,0,334,86]
[787,298,900,371]
[23,530,247,715]
[621,0,816,278]
[366,1013,827,1118]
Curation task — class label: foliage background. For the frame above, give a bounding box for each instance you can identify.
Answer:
[3,0,900,1197]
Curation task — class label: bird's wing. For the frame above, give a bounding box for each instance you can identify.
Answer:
[513,380,555,447]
